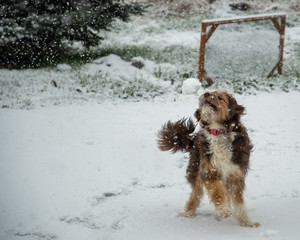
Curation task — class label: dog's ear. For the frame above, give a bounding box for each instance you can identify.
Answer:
[235,104,245,115]
[228,96,245,119]
[194,109,201,121]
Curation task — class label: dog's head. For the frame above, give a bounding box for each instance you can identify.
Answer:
[195,90,245,128]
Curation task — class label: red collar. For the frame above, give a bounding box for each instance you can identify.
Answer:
[209,129,231,136]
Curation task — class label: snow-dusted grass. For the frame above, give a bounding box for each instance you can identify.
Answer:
[1,12,300,109]
[1,92,300,240]
[0,55,170,109]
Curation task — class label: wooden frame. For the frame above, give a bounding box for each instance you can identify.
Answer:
[198,13,286,87]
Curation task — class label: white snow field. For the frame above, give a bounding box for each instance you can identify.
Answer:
[1,1,300,239]
[1,91,300,240]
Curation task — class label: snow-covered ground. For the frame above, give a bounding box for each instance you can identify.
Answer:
[1,91,300,240]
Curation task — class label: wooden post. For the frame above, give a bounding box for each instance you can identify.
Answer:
[198,23,207,84]
[278,15,286,75]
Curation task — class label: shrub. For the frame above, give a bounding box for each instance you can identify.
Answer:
[0,0,142,68]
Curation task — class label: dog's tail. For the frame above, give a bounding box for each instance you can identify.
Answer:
[157,118,196,153]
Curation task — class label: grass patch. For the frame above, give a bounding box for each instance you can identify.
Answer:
[98,45,198,65]
[158,15,205,31]
[223,60,300,94]
[75,72,166,100]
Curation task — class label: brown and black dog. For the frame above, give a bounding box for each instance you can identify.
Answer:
[158,90,259,227]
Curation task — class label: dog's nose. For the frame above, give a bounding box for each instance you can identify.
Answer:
[204,92,210,98]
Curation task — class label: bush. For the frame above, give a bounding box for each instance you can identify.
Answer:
[0,0,142,68]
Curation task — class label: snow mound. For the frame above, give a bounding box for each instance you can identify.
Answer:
[56,63,72,71]
[82,54,158,82]
[83,54,130,77]
[182,78,201,95]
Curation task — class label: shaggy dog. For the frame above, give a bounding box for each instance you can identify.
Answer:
[157,90,259,227]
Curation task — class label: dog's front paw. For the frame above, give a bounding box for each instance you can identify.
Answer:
[217,204,231,218]
[240,221,260,228]
[178,210,196,218]
[218,210,231,218]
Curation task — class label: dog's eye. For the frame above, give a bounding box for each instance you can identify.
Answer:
[217,96,223,101]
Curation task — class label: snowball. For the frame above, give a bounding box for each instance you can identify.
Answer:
[182,78,201,95]
[56,64,72,71]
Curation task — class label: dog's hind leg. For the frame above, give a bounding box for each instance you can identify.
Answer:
[226,173,260,227]
[179,171,204,217]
